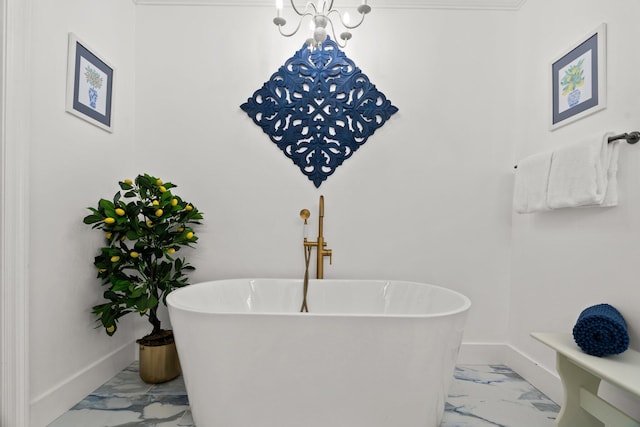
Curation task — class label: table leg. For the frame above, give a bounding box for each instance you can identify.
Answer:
[555,353,603,427]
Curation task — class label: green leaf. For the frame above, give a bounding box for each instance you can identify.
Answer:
[161,191,173,203]
[99,198,114,211]
[100,201,117,219]
[83,214,104,224]
[137,175,153,190]
[87,207,102,215]
[113,280,130,292]
[148,295,158,310]
[104,290,119,301]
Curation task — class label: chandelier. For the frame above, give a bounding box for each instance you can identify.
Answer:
[273,0,371,49]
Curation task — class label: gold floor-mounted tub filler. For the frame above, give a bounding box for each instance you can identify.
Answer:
[299,195,333,312]
[300,195,332,279]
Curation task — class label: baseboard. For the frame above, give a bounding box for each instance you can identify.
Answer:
[459,342,562,404]
[458,342,508,364]
[505,344,562,404]
[29,341,136,427]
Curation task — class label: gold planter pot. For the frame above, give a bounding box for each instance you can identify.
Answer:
[138,340,181,384]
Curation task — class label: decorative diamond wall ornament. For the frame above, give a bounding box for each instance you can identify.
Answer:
[240,37,398,188]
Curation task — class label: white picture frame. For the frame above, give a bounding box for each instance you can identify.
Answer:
[66,33,115,132]
[550,23,606,130]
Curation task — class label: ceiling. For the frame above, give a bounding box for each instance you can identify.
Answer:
[132,0,526,11]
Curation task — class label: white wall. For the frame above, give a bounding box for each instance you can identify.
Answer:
[510,0,640,411]
[134,6,516,345]
[28,1,138,425]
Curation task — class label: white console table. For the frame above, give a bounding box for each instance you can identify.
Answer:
[532,332,640,427]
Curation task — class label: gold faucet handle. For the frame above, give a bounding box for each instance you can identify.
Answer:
[326,248,332,265]
[300,209,310,224]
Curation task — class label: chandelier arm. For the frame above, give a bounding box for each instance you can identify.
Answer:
[326,9,367,30]
[290,0,315,16]
[327,18,348,48]
[277,17,307,37]
[333,35,348,48]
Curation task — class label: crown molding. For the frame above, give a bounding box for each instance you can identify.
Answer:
[132,0,527,11]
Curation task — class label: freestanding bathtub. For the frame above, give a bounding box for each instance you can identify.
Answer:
[167,279,471,427]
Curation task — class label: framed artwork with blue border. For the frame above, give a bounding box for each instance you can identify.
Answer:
[66,33,114,132]
[550,24,606,130]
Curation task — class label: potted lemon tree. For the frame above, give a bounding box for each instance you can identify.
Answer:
[83,173,203,383]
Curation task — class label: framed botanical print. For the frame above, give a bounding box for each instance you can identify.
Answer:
[66,33,114,132]
[550,24,606,130]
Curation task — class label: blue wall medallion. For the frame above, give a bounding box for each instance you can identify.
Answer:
[241,37,398,188]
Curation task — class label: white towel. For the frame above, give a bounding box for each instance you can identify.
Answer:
[547,133,620,209]
[513,151,553,214]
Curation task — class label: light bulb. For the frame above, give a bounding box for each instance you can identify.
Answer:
[343,12,351,26]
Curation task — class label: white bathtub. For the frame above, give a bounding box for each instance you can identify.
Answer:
[167,279,471,427]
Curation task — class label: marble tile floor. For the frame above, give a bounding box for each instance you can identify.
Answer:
[48,363,560,427]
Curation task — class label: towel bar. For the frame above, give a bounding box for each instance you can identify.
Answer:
[514,131,640,169]
[608,131,640,144]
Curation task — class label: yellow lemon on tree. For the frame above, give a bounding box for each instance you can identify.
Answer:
[156,179,163,185]
[124,179,133,185]
[110,256,120,263]
[152,200,159,206]
[167,248,176,254]
[185,205,193,211]
[115,208,125,216]
[130,251,139,258]
[155,209,163,217]
[98,268,107,273]
[146,219,154,228]
[104,217,115,224]
[105,232,112,239]
[159,186,167,193]
[171,198,178,206]
[177,227,184,232]
[186,231,194,239]
[106,325,115,334]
